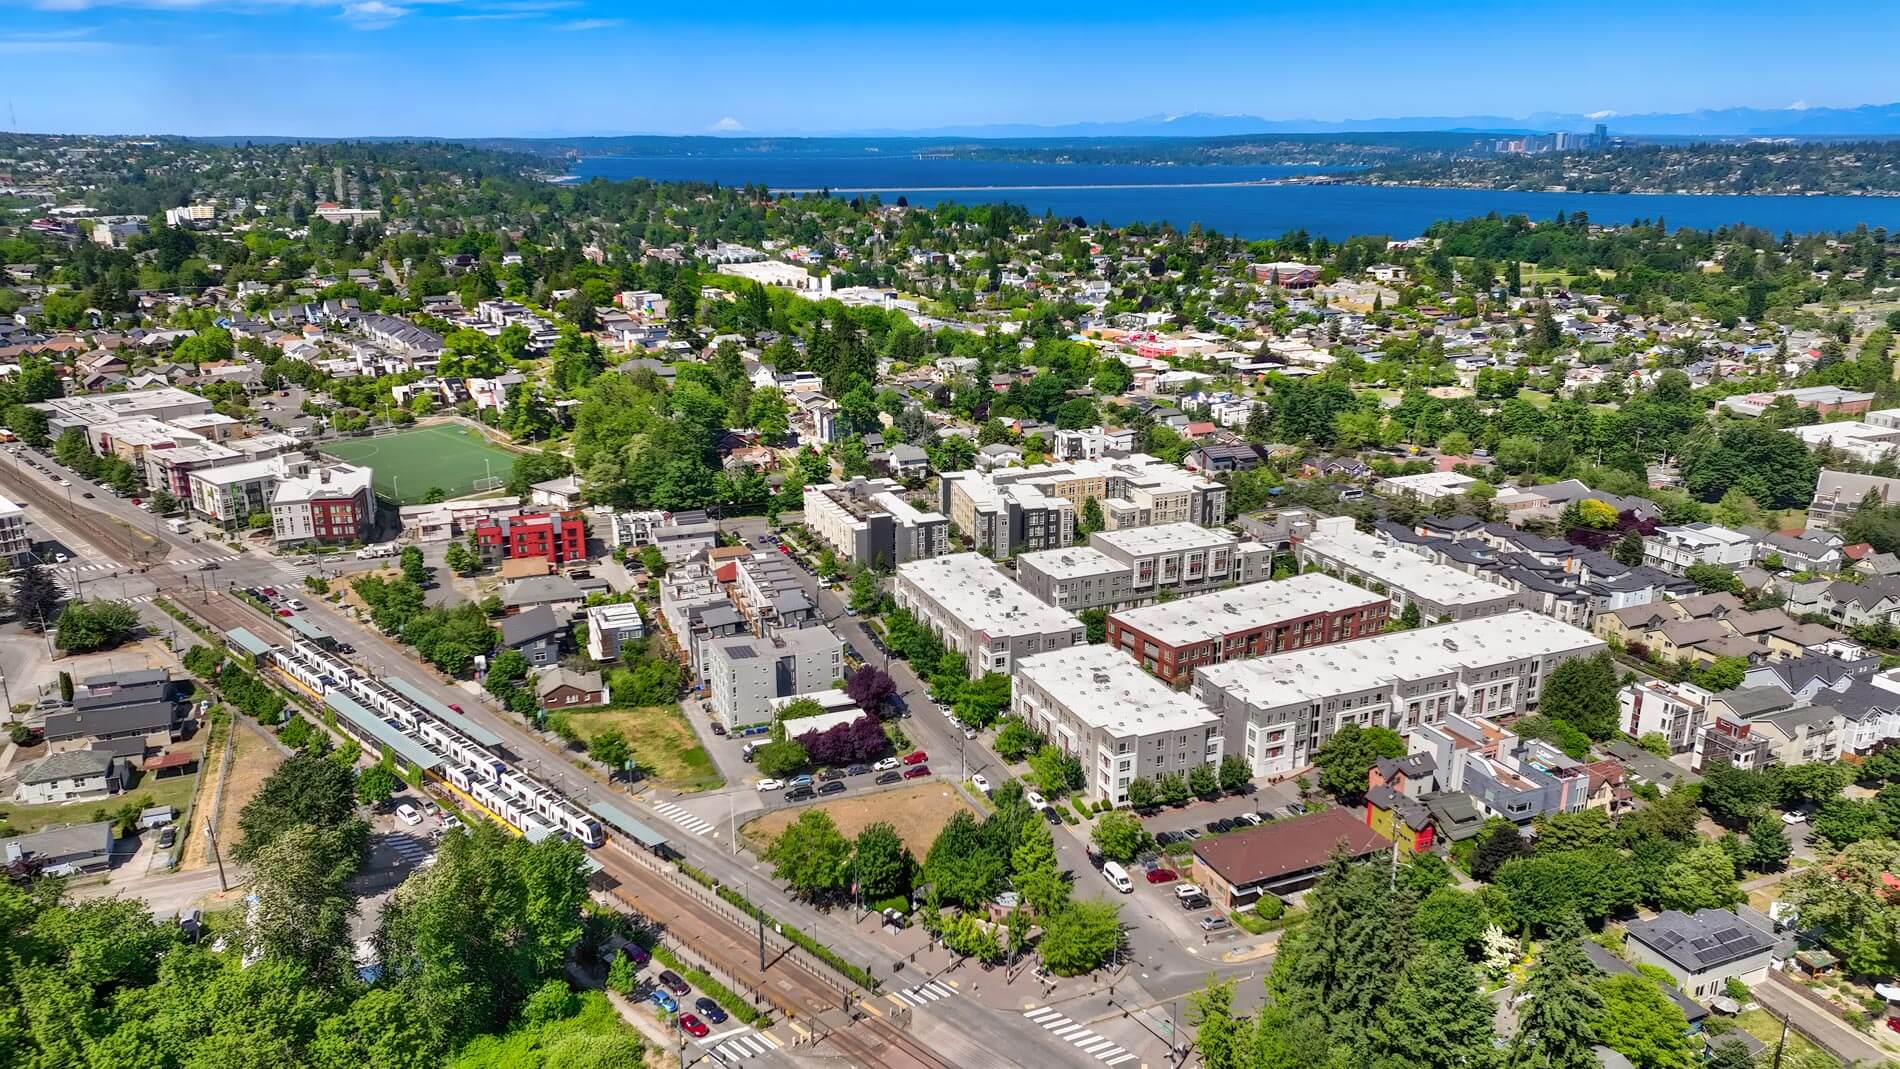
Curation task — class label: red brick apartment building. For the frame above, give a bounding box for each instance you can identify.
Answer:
[472,510,587,564]
[1105,572,1388,685]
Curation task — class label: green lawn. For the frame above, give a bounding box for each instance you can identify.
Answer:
[564,705,722,792]
[1731,1008,1844,1069]
[0,766,200,834]
[320,424,521,504]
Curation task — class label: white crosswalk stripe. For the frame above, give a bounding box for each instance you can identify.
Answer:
[891,978,957,1005]
[170,554,243,567]
[1020,1008,1134,1064]
[649,799,717,836]
[703,1027,778,1061]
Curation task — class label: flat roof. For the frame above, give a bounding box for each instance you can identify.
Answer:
[383,677,504,749]
[1017,545,1123,581]
[1110,573,1385,647]
[281,614,331,642]
[898,553,1082,636]
[1017,645,1218,737]
[589,801,669,849]
[324,691,441,772]
[224,627,273,657]
[1195,610,1603,711]
[1300,526,1518,606]
[1090,522,1234,557]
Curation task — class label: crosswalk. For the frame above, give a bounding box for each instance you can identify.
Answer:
[888,979,957,1007]
[58,560,121,576]
[650,799,717,836]
[1023,1006,1137,1066]
[169,553,244,569]
[384,835,434,865]
[702,1027,781,1062]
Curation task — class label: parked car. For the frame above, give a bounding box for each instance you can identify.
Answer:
[1154,830,1180,846]
[1781,810,1807,826]
[903,766,931,779]
[873,757,901,772]
[1178,894,1210,911]
[845,764,870,777]
[1183,827,1203,840]
[395,804,422,826]
[788,774,815,789]
[1174,883,1206,901]
[623,944,651,967]
[962,725,977,739]
[156,826,177,849]
[970,774,991,793]
[1282,804,1306,819]
[710,723,727,736]
[1145,867,1177,884]
[818,768,844,782]
[285,598,307,611]
[658,970,690,995]
[1235,813,1264,826]
[1200,914,1231,932]
[1025,791,1049,810]
[902,750,929,766]
[693,998,727,1024]
[756,779,784,792]
[786,786,815,802]
[876,771,903,785]
[649,989,678,1014]
[819,781,846,796]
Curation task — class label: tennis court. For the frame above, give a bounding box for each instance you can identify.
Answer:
[320,424,520,504]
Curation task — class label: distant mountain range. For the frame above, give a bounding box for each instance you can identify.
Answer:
[835,103,1900,139]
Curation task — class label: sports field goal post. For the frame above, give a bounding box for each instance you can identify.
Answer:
[471,476,505,492]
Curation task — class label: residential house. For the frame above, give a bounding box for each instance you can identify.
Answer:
[499,606,566,667]
[1626,909,1776,1000]
[535,668,606,710]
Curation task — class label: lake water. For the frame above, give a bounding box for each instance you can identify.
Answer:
[569,154,1900,241]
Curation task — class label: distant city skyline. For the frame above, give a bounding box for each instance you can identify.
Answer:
[3,0,1898,138]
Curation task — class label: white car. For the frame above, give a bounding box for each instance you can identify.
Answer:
[1025,790,1049,811]
[757,778,784,792]
[962,726,977,740]
[940,704,955,719]
[872,757,900,772]
[971,774,992,794]
[1781,810,1807,825]
[395,803,422,826]
[285,598,307,611]
[1174,883,1206,901]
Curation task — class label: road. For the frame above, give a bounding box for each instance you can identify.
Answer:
[1758,971,1894,1067]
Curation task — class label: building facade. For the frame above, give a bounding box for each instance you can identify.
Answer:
[270,464,375,545]
[801,478,948,568]
[1294,516,1520,623]
[705,628,844,731]
[893,553,1086,676]
[1105,573,1389,685]
[473,510,588,564]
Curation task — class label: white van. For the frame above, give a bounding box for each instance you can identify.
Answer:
[356,542,398,560]
[167,517,190,534]
[1102,861,1133,894]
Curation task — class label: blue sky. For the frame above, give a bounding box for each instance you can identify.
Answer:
[3,0,1897,137]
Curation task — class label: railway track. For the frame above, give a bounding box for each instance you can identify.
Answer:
[0,456,168,566]
[174,592,952,1068]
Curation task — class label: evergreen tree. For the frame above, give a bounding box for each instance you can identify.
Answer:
[1613,530,1646,568]
[1745,814,1792,873]
[12,562,62,631]
[1506,914,1602,1069]
[1188,979,1243,1069]
[1370,942,1497,1069]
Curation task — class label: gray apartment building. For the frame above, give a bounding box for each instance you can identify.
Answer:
[894,553,1086,676]
[802,478,949,569]
[705,627,844,731]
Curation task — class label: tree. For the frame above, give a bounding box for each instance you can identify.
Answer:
[245,821,362,987]
[753,739,808,778]
[993,716,1042,761]
[1038,899,1121,976]
[1187,762,1220,797]
[1079,495,1105,536]
[1593,974,1697,1069]
[444,542,476,576]
[1506,915,1602,1069]
[53,599,139,653]
[1537,652,1619,740]
[399,545,430,587]
[1078,607,1107,644]
[1614,530,1646,568]
[1312,723,1406,803]
[1495,847,1640,929]
[1657,841,1739,912]
[1469,819,1530,881]
[844,666,897,715]
[1156,771,1190,806]
[1680,423,1819,509]
[1398,600,1423,629]
[764,810,852,901]
[1369,942,1497,1069]
[587,729,633,776]
[923,810,1007,909]
[1415,886,1488,957]
[1637,732,1673,758]
[1028,744,1082,796]
[1787,839,1900,975]
[1090,811,1153,863]
[354,761,398,806]
[853,822,913,901]
[484,649,530,697]
[233,751,359,862]
[1700,765,1776,828]
[1188,980,1244,1069]
[1125,777,1157,811]
[1744,815,1791,873]
[1010,817,1067,917]
[1684,562,1744,595]
[1217,754,1250,793]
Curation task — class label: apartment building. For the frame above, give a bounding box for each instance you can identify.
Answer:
[32,386,213,436]
[801,478,949,568]
[0,495,28,566]
[1105,574,1389,685]
[1191,611,1605,777]
[188,455,311,526]
[1090,523,1273,601]
[937,454,1226,558]
[472,510,588,564]
[269,464,375,545]
[1014,546,1137,612]
[894,553,1086,676]
[584,602,647,662]
[1808,469,1900,533]
[1619,679,1713,754]
[1294,515,1519,622]
[939,469,1074,558]
[1012,644,1223,806]
[1641,523,1754,575]
[1410,713,1591,823]
[704,627,843,731]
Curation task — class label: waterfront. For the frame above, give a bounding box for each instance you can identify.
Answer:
[571,154,1900,239]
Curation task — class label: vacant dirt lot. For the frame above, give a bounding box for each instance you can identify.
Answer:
[564,705,720,792]
[740,781,976,857]
[180,720,285,869]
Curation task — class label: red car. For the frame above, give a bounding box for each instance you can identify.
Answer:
[778,544,791,554]
[903,765,931,779]
[1145,867,1178,884]
[678,1013,709,1038]
[902,750,929,765]
[448,703,464,713]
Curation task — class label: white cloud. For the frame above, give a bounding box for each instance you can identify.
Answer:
[0,26,114,52]
[552,16,619,30]
[1584,109,1618,120]
[709,116,744,132]
[340,0,407,25]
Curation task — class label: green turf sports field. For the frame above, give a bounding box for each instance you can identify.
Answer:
[319,424,520,504]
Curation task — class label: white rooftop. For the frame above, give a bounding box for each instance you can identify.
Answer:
[1301,524,1516,606]
[271,463,371,504]
[1091,521,1235,557]
[898,553,1083,635]
[1194,610,1603,712]
[1017,644,1219,737]
[1111,573,1386,647]
[1017,545,1124,580]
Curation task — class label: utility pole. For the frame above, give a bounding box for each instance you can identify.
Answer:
[205,819,229,892]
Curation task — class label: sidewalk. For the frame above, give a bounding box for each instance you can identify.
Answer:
[1760,969,1893,1067]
